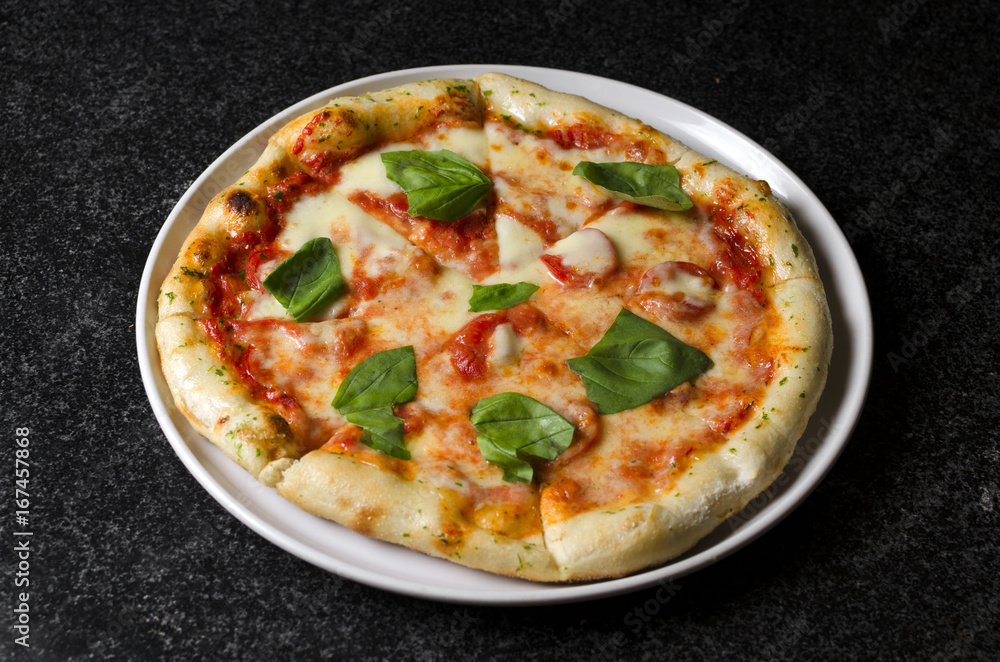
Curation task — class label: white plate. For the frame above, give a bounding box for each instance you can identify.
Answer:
[137,64,873,605]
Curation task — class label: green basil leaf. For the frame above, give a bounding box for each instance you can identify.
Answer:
[573,161,693,211]
[468,282,539,312]
[332,346,417,460]
[566,309,713,414]
[332,346,417,414]
[345,406,410,460]
[476,435,533,484]
[470,393,575,484]
[263,237,346,322]
[381,149,492,221]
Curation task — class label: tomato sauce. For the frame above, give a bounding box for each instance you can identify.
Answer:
[351,191,498,280]
[200,319,301,415]
[292,110,330,155]
[265,171,323,216]
[300,152,348,185]
[445,304,545,380]
[546,122,615,151]
[500,206,561,244]
[710,208,766,304]
[206,230,277,318]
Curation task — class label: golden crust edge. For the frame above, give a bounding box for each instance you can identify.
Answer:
[476,72,689,164]
[544,279,832,579]
[154,315,302,486]
[676,148,821,285]
[271,78,482,172]
[276,450,564,582]
[157,142,297,321]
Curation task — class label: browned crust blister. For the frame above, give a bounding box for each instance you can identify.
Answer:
[157,143,297,321]
[271,79,483,172]
[156,73,832,582]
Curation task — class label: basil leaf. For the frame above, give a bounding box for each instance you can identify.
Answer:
[476,435,533,484]
[345,406,410,460]
[332,346,418,460]
[573,161,693,211]
[470,393,575,484]
[381,149,492,221]
[263,237,345,322]
[468,282,539,312]
[566,309,713,414]
[332,346,417,414]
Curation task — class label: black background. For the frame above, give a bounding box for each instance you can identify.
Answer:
[2,0,998,659]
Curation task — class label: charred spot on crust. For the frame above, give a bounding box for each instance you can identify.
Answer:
[225,190,257,217]
[265,412,293,439]
[268,163,289,181]
[334,108,359,130]
[185,237,217,267]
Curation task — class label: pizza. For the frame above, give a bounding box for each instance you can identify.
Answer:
[155,73,831,581]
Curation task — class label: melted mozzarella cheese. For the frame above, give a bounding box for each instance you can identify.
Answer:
[545,228,617,278]
[586,207,718,274]
[337,147,401,198]
[489,323,521,368]
[422,126,488,166]
[667,269,716,297]
[485,121,613,234]
[281,188,408,259]
[491,213,546,283]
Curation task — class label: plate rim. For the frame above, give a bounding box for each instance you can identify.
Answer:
[136,63,873,605]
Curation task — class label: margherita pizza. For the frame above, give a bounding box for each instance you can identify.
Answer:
[156,73,831,581]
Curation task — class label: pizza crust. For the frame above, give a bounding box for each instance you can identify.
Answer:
[675,150,821,284]
[155,315,300,485]
[742,277,832,443]
[272,78,482,177]
[158,143,296,320]
[543,453,748,580]
[477,72,688,165]
[277,449,562,581]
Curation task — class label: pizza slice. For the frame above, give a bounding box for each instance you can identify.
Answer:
[478,72,689,278]
[278,300,596,579]
[288,81,502,281]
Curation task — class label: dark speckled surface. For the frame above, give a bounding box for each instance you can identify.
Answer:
[2,0,998,659]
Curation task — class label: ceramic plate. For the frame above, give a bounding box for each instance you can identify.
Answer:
[137,64,872,605]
